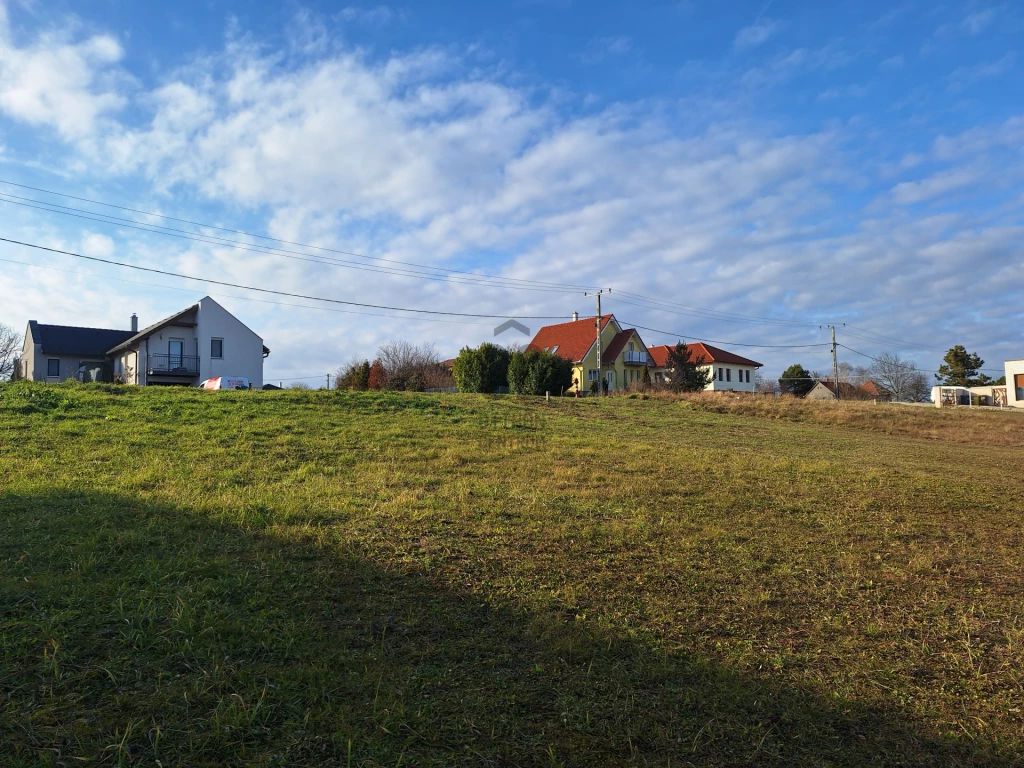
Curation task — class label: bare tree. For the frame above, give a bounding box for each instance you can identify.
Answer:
[754,370,778,395]
[0,322,19,380]
[870,353,925,402]
[907,371,931,403]
[377,340,442,391]
[838,361,872,387]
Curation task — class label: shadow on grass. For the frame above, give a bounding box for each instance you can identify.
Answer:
[0,489,1011,767]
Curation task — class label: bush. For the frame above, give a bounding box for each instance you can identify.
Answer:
[368,360,387,390]
[336,360,371,391]
[452,343,511,394]
[507,349,573,395]
[377,341,441,391]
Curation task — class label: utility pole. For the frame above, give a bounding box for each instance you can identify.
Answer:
[822,325,841,400]
[326,373,331,391]
[584,289,610,395]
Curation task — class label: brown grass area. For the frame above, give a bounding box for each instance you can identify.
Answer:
[617,390,1024,448]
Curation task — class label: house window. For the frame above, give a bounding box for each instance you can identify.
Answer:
[211,338,224,359]
[588,369,599,381]
[726,368,731,382]
[746,370,751,383]
[47,359,60,378]
[717,368,723,381]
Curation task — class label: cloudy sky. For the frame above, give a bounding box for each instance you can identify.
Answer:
[0,0,1021,383]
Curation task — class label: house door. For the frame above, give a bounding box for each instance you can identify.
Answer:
[169,339,184,369]
[605,370,615,391]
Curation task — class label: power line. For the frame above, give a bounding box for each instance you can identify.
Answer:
[0,235,571,320]
[620,320,833,349]
[0,179,595,292]
[0,255,496,326]
[0,193,579,295]
[611,290,823,328]
[836,343,1005,373]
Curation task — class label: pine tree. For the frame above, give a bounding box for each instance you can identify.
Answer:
[665,342,712,392]
[935,346,990,387]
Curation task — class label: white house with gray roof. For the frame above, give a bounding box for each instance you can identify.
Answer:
[19,296,269,387]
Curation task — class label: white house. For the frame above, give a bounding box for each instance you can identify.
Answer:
[647,342,762,392]
[1005,359,1024,408]
[19,296,269,387]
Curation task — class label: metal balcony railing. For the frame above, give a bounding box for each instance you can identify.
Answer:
[623,350,650,365]
[148,354,200,376]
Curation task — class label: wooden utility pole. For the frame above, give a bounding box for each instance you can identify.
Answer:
[584,289,610,395]
[827,325,840,400]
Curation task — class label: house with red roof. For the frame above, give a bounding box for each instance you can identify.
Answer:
[525,312,650,393]
[647,342,763,392]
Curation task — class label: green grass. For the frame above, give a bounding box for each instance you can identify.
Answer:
[1,382,1023,766]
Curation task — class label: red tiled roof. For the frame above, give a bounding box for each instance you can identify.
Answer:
[602,329,644,363]
[526,315,615,363]
[860,380,889,397]
[647,342,762,368]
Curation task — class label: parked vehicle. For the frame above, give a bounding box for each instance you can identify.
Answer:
[200,377,251,390]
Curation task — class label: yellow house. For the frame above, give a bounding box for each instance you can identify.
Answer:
[525,313,650,393]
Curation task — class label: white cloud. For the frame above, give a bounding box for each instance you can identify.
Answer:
[0,10,128,141]
[878,55,903,71]
[580,36,632,64]
[948,53,1015,92]
[962,8,996,35]
[734,18,782,51]
[81,232,114,256]
[337,6,397,25]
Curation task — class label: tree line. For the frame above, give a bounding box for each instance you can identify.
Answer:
[767,345,1000,401]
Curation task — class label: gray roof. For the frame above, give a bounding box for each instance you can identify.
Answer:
[106,304,199,355]
[28,321,135,357]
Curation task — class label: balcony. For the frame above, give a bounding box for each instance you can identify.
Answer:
[623,350,650,365]
[148,354,199,377]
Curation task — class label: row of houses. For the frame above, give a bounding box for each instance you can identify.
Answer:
[14,300,1024,409]
[525,312,762,394]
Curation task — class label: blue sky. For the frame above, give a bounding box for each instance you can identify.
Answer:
[0,0,1021,382]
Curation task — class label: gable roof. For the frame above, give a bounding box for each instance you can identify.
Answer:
[525,314,617,363]
[106,304,199,355]
[811,380,865,398]
[859,380,890,397]
[602,328,645,363]
[647,342,762,369]
[28,320,135,358]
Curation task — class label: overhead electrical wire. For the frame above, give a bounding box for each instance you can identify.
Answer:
[0,193,579,295]
[608,295,826,329]
[610,289,823,328]
[0,236,572,320]
[618,320,833,349]
[0,179,596,292]
[837,343,1006,373]
[0,255,497,326]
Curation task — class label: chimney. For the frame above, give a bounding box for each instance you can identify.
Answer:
[131,313,138,333]
[572,311,579,322]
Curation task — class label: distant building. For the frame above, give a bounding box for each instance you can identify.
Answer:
[647,342,762,392]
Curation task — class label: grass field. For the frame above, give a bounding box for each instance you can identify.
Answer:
[1,382,1023,767]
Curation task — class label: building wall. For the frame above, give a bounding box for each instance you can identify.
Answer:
[570,318,624,393]
[805,382,836,400]
[706,364,756,392]
[20,325,40,380]
[1006,360,1024,408]
[196,297,265,388]
[27,353,101,382]
[651,362,758,392]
